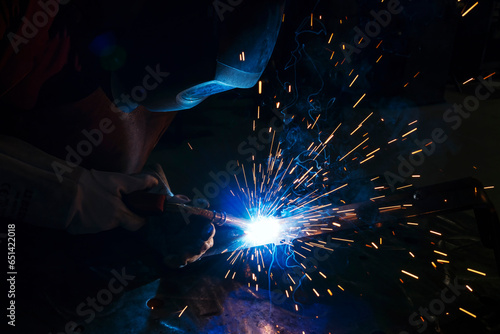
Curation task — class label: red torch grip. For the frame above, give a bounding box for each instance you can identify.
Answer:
[122,191,167,216]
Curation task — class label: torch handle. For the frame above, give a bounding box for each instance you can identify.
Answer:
[163,203,220,224]
[164,204,248,229]
[122,191,166,216]
[123,191,246,228]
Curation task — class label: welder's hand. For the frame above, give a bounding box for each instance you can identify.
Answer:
[128,163,215,267]
[67,169,159,234]
[138,210,216,269]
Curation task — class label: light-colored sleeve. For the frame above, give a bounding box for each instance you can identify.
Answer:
[0,135,81,230]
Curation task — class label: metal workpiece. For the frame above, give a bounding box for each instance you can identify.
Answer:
[296,178,500,272]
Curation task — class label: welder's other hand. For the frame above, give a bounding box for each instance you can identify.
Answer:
[67,169,159,234]
[138,212,216,269]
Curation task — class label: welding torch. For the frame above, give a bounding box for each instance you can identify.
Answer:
[122,179,500,270]
[122,191,247,230]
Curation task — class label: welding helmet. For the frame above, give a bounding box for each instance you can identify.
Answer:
[107,0,285,112]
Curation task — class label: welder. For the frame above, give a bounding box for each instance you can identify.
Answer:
[0,0,283,328]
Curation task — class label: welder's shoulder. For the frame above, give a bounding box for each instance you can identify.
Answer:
[0,0,75,111]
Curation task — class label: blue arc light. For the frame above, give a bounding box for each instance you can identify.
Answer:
[244,216,282,246]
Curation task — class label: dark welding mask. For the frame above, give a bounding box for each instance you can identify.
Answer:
[109,0,285,112]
